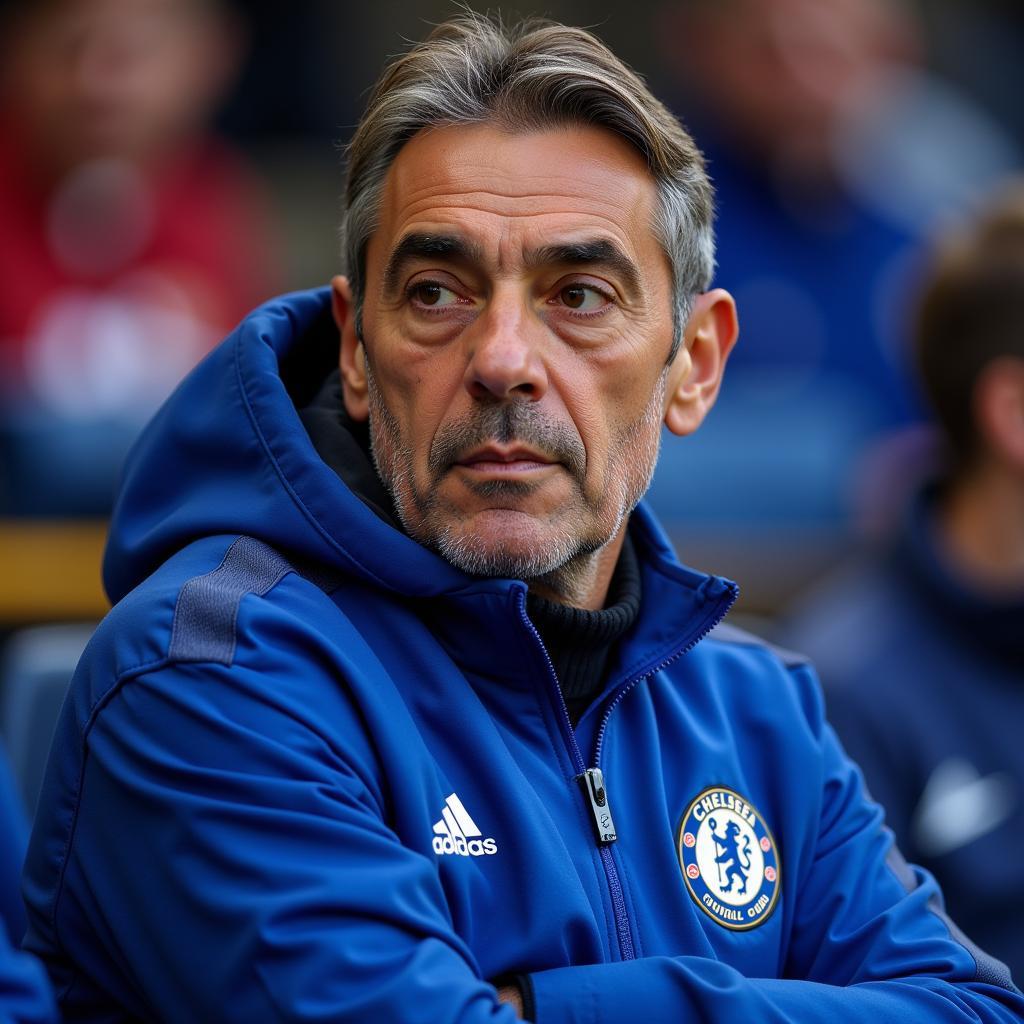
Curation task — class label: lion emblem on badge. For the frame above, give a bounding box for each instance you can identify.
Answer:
[677,786,780,930]
[709,817,751,894]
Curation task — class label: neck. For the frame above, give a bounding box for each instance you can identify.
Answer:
[526,525,628,610]
[939,461,1024,595]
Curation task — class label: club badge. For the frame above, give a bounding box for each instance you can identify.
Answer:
[677,786,780,930]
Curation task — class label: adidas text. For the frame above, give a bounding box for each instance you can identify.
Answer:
[431,792,499,857]
[432,835,498,857]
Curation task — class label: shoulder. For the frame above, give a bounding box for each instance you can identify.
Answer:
[162,535,342,667]
[683,619,829,741]
[81,535,355,718]
[703,621,811,670]
[45,536,389,851]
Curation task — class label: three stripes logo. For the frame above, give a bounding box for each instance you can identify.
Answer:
[432,792,498,857]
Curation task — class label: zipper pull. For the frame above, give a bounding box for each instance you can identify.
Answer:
[577,767,617,844]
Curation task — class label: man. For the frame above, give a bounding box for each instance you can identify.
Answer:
[22,15,1024,1022]
[783,185,1024,979]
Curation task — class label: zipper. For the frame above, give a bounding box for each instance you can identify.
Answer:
[516,578,737,963]
[515,591,637,960]
[578,767,616,843]
[590,584,736,957]
[592,585,736,769]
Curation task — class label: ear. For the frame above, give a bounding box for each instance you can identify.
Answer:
[333,274,369,423]
[974,356,1024,470]
[663,289,739,437]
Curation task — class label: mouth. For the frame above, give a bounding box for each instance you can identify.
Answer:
[454,444,558,475]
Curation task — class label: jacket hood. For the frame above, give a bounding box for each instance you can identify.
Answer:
[104,287,474,603]
[103,286,719,611]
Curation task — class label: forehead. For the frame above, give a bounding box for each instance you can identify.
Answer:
[370,121,662,269]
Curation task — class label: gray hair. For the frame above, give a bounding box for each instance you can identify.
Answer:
[341,13,714,360]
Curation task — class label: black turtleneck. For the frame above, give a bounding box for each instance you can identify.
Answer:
[301,369,643,724]
[298,370,401,528]
[526,536,641,725]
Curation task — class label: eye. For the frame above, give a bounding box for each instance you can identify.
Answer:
[555,283,611,313]
[409,281,464,309]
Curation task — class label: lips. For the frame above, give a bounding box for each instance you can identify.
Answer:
[455,445,556,472]
[427,404,586,485]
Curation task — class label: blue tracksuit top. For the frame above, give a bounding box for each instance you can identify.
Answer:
[0,924,56,1024]
[0,744,56,1023]
[22,288,1024,1022]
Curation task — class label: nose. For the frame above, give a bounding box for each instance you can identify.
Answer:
[463,291,548,402]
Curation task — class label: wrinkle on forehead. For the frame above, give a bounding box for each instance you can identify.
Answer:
[373,122,660,275]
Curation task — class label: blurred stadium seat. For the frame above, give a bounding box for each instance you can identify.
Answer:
[0,623,93,814]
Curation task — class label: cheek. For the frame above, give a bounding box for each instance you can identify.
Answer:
[372,342,467,458]
[564,355,665,464]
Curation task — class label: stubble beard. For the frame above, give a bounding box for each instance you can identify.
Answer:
[365,364,666,596]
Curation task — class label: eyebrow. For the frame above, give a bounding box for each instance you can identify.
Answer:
[528,239,642,297]
[382,233,484,295]
[381,232,642,298]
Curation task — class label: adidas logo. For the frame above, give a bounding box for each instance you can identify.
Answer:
[432,792,498,857]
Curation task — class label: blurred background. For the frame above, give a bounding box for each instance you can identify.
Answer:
[0,0,1021,667]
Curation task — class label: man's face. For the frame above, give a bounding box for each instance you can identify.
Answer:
[340,123,694,586]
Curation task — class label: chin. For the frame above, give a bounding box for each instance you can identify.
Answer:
[429,510,603,581]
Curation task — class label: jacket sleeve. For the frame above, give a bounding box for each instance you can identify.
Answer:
[0,929,56,1024]
[0,926,57,1024]
[0,738,29,945]
[0,740,55,1024]
[54,657,519,1024]
[822,675,920,848]
[526,663,1024,1024]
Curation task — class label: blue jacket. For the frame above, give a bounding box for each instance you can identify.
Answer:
[0,743,56,1023]
[0,738,28,947]
[0,925,56,1024]
[23,289,1024,1022]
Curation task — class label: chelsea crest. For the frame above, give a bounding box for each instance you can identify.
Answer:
[677,786,780,930]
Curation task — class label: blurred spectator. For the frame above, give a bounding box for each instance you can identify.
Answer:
[648,0,1017,532]
[781,184,1024,978]
[0,0,281,515]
